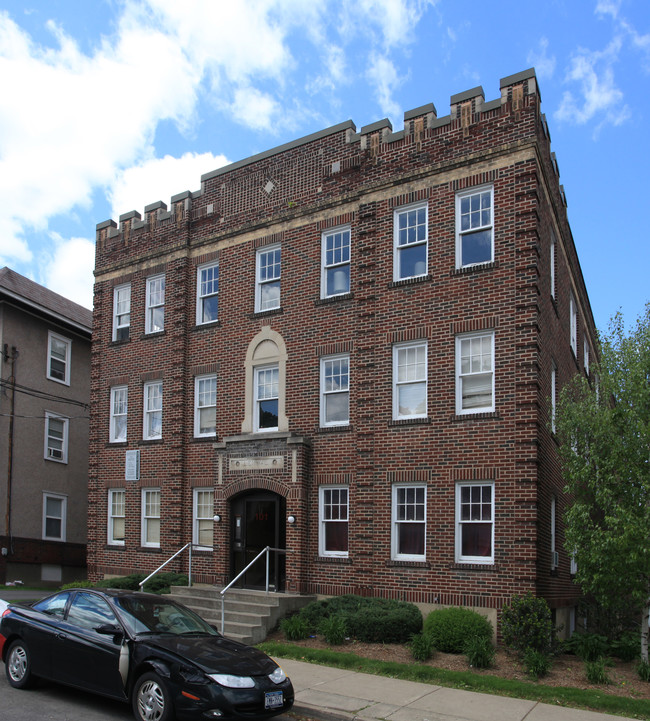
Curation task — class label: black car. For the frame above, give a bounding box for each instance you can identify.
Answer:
[0,588,293,721]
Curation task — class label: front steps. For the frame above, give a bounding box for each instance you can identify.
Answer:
[169,585,314,645]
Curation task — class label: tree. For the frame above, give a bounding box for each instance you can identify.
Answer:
[555,304,650,659]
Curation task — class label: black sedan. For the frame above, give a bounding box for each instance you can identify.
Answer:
[0,588,293,721]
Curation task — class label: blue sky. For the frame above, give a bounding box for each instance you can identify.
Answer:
[0,0,648,333]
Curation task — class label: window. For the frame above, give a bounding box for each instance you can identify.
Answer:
[47,331,71,384]
[112,283,131,342]
[320,355,350,427]
[322,227,351,297]
[196,262,219,324]
[551,362,557,433]
[584,339,590,376]
[43,493,66,541]
[141,489,160,547]
[394,203,427,280]
[109,386,128,443]
[254,365,279,431]
[143,381,162,440]
[44,412,68,463]
[193,489,214,549]
[108,489,125,545]
[393,342,427,420]
[319,486,348,557]
[456,332,494,414]
[256,245,281,312]
[456,186,493,268]
[550,232,556,299]
[551,495,557,569]
[145,274,165,334]
[455,482,494,564]
[67,592,118,631]
[570,293,578,354]
[194,375,217,437]
[391,485,426,560]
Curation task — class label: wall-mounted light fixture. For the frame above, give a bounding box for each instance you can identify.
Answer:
[287,515,296,524]
[213,514,221,523]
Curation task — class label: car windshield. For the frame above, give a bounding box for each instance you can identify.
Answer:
[113,595,218,637]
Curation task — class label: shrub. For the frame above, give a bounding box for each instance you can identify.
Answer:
[464,636,495,669]
[564,632,609,661]
[523,648,552,679]
[319,615,347,645]
[143,573,189,594]
[610,632,640,662]
[500,592,554,655]
[280,614,310,641]
[101,573,146,590]
[60,579,95,590]
[410,632,434,662]
[637,659,650,682]
[422,607,493,654]
[585,657,610,684]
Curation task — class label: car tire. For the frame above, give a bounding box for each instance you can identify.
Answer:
[132,671,174,721]
[5,640,36,689]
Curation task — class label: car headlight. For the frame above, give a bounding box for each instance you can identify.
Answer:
[268,666,286,684]
[208,674,255,688]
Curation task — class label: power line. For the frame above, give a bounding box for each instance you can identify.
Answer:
[0,378,88,409]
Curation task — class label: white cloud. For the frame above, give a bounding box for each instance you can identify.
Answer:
[366,52,403,122]
[595,0,622,19]
[229,87,281,132]
[41,234,96,310]
[527,37,556,80]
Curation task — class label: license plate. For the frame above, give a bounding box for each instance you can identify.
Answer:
[265,691,283,709]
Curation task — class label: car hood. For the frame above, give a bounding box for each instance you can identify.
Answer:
[140,634,278,676]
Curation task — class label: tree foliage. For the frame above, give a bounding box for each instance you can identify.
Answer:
[555,304,650,649]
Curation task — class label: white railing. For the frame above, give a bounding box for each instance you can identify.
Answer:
[138,542,195,591]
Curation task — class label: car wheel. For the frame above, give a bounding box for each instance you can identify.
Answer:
[132,671,174,721]
[5,640,36,689]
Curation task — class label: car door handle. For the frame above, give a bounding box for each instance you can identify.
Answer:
[56,633,67,640]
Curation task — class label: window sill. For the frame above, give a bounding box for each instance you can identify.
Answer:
[106,441,128,448]
[109,337,130,347]
[138,546,162,553]
[139,438,164,445]
[251,307,283,319]
[389,417,430,427]
[192,435,218,443]
[386,559,430,568]
[194,320,221,331]
[449,562,497,571]
[105,544,125,550]
[314,292,354,306]
[451,261,497,276]
[389,274,430,289]
[453,411,499,421]
[316,555,351,564]
[45,457,68,465]
[318,424,352,434]
[140,330,166,340]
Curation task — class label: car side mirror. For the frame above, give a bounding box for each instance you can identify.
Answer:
[95,623,124,637]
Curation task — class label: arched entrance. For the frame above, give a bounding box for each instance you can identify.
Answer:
[230,490,286,591]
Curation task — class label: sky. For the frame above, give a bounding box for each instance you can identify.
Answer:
[0,0,648,334]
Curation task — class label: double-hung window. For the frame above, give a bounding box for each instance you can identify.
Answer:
[319,486,349,557]
[141,489,161,547]
[145,274,165,334]
[256,245,281,312]
[143,381,162,440]
[194,375,217,437]
[320,355,350,427]
[456,332,494,414]
[44,412,68,463]
[322,227,350,297]
[570,293,578,355]
[455,482,494,564]
[196,262,219,324]
[391,485,426,561]
[108,489,125,545]
[394,203,427,280]
[43,493,67,541]
[393,342,427,420]
[456,186,493,268]
[110,386,128,443]
[47,331,71,385]
[254,365,279,431]
[193,489,214,549]
[113,283,131,342]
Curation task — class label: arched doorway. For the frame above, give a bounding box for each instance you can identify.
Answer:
[230,490,286,591]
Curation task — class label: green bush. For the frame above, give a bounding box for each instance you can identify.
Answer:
[142,573,188,594]
[500,592,554,655]
[422,607,492,654]
[610,632,640,662]
[60,572,188,595]
[564,632,609,662]
[280,614,310,641]
[319,615,347,645]
[523,648,552,679]
[410,632,434,662]
[637,659,650,682]
[585,657,610,684]
[60,579,95,590]
[464,635,495,669]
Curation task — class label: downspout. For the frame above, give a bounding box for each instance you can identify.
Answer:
[4,345,18,545]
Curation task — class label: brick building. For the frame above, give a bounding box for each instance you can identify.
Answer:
[89,69,595,632]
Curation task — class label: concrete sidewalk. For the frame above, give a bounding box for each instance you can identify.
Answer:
[277,657,638,721]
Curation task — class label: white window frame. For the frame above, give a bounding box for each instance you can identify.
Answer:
[456,185,494,269]
[551,361,557,433]
[47,331,71,385]
[391,484,427,561]
[322,226,351,298]
[393,202,428,281]
[194,374,217,438]
[141,488,161,548]
[392,341,428,420]
[112,283,131,342]
[320,354,350,427]
[43,493,67,542]
[109,385,128,443]
[196,262,219,325]
[193,488,214,550]
[570,292,578,355]
[108,489,126,546]
[456,332,495,415]
[319,486,349,557]
[550,232,556,300]
[255,244,281,312]
[143,381,162,440]
[145,274,165,334]
[584,339,590,376]
[44,412,68,463]
[254,364,279,432]
[455,482,494,564]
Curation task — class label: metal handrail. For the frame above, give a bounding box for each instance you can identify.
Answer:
[219,545,286,634]
[138,542,195,590]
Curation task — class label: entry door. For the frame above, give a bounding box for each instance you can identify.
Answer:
[231,492,285,590]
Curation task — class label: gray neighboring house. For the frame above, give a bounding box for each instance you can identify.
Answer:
[0,267,91,586]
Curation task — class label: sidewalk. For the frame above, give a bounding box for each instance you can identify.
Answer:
[277,657,638,721]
